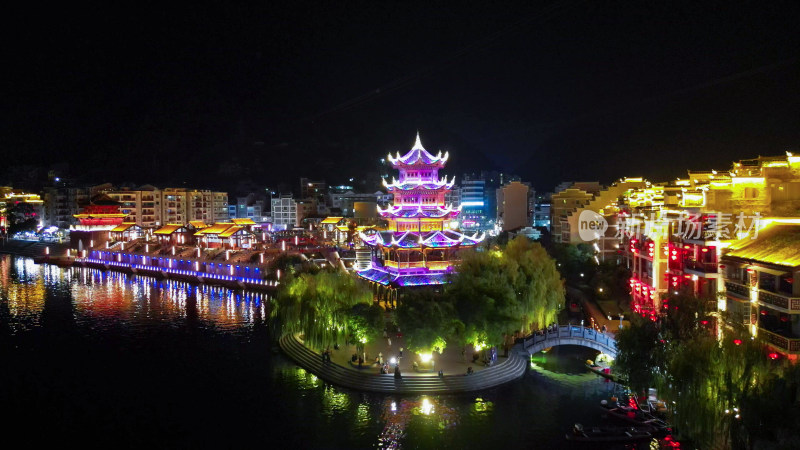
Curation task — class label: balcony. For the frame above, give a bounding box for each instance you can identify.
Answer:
[684,261,719,277]
[382,260,425,269]
[759,328,800,354]
[725,280,750,299]
[758,290,800,313]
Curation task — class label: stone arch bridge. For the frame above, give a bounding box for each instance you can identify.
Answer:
[520,325,617,357]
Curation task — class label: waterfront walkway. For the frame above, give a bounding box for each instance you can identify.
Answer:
[278,334,529,394]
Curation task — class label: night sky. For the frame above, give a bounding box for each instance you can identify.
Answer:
[3,1,799,193]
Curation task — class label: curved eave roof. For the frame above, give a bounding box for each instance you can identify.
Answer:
[386,133,449,168]
[360,230,484,248]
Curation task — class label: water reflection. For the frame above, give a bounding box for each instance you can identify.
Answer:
[2,255,667,449]
[0,256,269,334]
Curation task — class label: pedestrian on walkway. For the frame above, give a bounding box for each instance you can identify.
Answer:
[387,337,392,346]
[399,347,403,357]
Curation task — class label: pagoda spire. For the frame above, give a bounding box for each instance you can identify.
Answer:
[412,131,424,151]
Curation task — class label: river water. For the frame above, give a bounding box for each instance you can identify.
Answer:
[1,255,652,449]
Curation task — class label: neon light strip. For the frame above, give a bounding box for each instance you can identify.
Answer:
[77,258,279,287]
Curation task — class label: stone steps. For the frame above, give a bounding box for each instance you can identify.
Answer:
[0,241,67,258]
[279,334,528,394]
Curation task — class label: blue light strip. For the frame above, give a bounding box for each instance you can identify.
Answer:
[78,257,279,287]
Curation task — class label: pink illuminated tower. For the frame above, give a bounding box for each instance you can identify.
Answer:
[358,133,484,287]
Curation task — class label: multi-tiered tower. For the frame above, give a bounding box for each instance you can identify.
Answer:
[358,133,484,287]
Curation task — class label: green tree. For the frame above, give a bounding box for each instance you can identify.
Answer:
[396,289,461,354]
[616,297,775,449]
[614,318,663,391]
[347,302,385,346]
[5,202,38,235]
[447,236,564,347]
[271,269,373,349]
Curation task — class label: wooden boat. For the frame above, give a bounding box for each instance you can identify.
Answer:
[566,423,652,443]
[601,405,669,430]
[585,361,620,382]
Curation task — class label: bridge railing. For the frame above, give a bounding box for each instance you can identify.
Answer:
[521,325,616,352]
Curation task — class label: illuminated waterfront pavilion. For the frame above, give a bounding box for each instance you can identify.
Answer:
[358,133,484,290]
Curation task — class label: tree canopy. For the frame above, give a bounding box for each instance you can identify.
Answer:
[614,296,792,449]
[271,269,373,349]
[397,236,565,353]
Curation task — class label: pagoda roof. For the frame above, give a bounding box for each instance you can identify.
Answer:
[360,229,484,248]
[356,268,395,285]
[356,268,450,287]
[231,218,256,225]
[386,133,448,168]
[382,176,455,191]
[189,220,209,229]
[378,205,461,219]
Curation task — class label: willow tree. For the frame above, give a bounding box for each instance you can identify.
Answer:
[503,236,564,330]
[271,269,373,349]
[657,331,769,449]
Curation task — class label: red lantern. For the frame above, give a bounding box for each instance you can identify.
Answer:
[733,339,742,345]
[768,353,780,360]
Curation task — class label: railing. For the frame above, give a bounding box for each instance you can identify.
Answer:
[725,280,750,299]
[759,328,800,353]
[382,260,425,269]
[521,325,617,353]
[426,261,450,271]
[684,261,718,273]
[759,290,800,313]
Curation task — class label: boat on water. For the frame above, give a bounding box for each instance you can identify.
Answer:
[601,404,669,431]
[566,423,652,443]
[584,360,622,382]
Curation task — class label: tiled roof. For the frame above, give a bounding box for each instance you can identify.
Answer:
[194,223,234,236]
[153,224,184,235]
[110,222,138,232]
[726,224,800,268]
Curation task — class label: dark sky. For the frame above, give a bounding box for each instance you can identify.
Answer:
[3,1,799,193]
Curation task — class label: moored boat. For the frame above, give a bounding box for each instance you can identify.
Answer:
[601,404,669,431]
[566,423,652,443]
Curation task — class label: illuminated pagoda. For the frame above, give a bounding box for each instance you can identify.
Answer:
[358,133,484,288]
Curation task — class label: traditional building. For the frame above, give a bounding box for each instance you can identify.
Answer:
[358,133,484,289]
[69,194,127,250]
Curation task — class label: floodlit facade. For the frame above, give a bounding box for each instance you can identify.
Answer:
[104,186,228,227]
[621,152,800,322]
[358,133,484,287]
[721,219,800,360]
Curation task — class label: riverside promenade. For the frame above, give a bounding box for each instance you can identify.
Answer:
[278,334,529,394]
